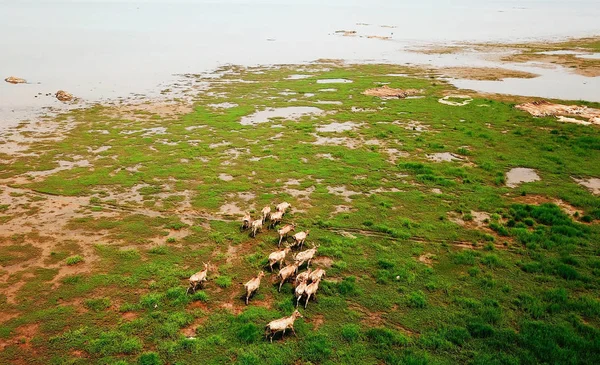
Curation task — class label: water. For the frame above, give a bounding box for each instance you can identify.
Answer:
[1,0,599,125]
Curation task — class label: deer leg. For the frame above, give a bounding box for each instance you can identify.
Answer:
[305,293,311,309]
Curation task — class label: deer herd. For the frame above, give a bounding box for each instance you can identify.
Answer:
[187,202,326,343]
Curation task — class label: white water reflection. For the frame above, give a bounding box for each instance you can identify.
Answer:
[1,0,600,125]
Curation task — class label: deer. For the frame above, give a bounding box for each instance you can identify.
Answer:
[276,202,291,214]
[303,278,321,309]
[265,310,303,343]
[268,247,291,271]
[309,268,326,283]
[294,245,319,268]
[277,224,296,247]
[241,212,252,231]
[295,277,309,308]
[277,262,299,292]
[295,268,312,286]
[268,211,283,229]
[261,206,271,223]
[291,230,310,249]
[243,271,265,305]
[186,262,209,294]
[251,219,263,238]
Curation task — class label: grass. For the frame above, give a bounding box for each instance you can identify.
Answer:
[0,63,598,364]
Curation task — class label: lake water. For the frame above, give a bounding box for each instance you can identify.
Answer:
[1,0,599,124]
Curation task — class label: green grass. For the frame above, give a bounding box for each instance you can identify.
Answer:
[0,63,599,365]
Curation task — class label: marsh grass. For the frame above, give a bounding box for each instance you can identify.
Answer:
[0,63,598,364]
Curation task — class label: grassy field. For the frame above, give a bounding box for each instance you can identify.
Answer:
[0,63,599,365]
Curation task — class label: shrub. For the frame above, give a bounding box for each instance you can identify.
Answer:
[66,255,84,265]
[341,324,361,342]
[337,276,357,295]
[481,254,503,268]
[407,291,427,308]
[301,334,333,362]
[190,291,209,302]
[451,250,478,265]
[467,322,494,338]
[84,298,111,311]
[138,352,162,365]
[237,323,260,344]
[366,328,408,349]
[215,275,232,288]
[445,326,471,346]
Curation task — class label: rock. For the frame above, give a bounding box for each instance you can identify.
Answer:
[55,90,74,102]
[5,76,26,84]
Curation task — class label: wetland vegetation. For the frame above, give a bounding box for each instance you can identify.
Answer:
[0,62,599,364]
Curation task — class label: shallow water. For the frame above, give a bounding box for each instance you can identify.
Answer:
[1,0,600,125]
[506,168,541,188]
[240,106,324,126]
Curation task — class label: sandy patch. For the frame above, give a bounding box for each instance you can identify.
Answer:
[363,86,421,99]
[105,101,192,120]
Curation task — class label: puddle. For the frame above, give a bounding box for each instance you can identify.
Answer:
[573,177,600,195]
[506,168,540,188]
[318,88,337,92]
[427,152,463,162]
[207,102,238,109]
[316,121,361,133]
[240,106,324,126]
[286,74,312,80]
[577,53,600,60]
[219,173,234,181]
[538,50,583,56]
[303,93,315,98]
[314,100,343,105]
[438,95,473,106]
[279,91,297,96]
[316,79,353,84]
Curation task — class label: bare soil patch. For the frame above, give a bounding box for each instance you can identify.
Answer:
[363,86,421,99]
[516,101,600,126]
[439,67,539,81]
